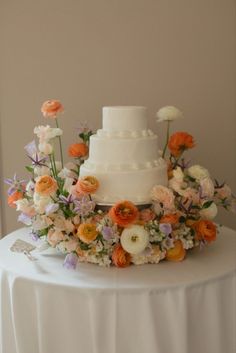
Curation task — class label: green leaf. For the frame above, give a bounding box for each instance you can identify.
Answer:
[25,165,34,173]
[202,201,213,209]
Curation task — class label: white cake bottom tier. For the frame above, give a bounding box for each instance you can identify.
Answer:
[79,162,168,205]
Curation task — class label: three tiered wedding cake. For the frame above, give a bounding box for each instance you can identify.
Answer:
[80,106,168,204]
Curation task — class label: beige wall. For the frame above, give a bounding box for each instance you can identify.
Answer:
[0,0,236,235]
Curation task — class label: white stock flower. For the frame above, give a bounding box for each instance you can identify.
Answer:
[33,193,52,214]
[200,177,215,199]
[55,161,62,172]
[172,167,185,182]
[26,180,35,196]
[187,165,210,181]
[156,106,183,122]
[34,125,62,143]
[34,166,50,176]
[200,203,218,220]
[38,142,53,155]
[120,225,149,255]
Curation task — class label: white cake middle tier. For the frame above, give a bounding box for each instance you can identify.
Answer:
[79,158,168,205]
[88,133,159,165]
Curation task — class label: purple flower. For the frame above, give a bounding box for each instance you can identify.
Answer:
[28,153,48,167]
[24,140,37,156]
[102,226,115,241]
[76,122,91,135]
[18,213,32,225]
[159,223,172,236]
[63,253,78,270]
[59,194,75,205]
[29,230,40,241]
[45,203,59,215]
[4,174,27,195]
[74,195,95,217]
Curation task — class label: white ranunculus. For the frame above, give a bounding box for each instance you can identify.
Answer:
[38,142,53,155]
[187,165,210,181]
[156,106,183,122]
[120,225,149,255]
[200,203,218,220]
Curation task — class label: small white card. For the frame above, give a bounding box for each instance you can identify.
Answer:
[10,239,36,253]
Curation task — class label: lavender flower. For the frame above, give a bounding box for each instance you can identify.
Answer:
[18,213,32,226]
[28,153,48,167]
[74,195,95,217]
[159,223,172,236]
[24,140,37,156]
[76,122,91,135]
[4,174,27,195]
[101,226,115,241]
[59,194,75,205]
[45,203,59,215]
[63,253,78,270]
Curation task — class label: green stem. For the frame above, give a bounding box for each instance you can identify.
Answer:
[55,118,64,168]
[162,120,170,159]
[49,155,56,179]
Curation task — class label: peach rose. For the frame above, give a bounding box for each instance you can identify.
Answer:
[76,223,98,244]
[139,208,156,222]
[168,131,195,157]
[76,176,99,194]
[109,201,139,227]
[166,240,186,262]
[35,176,58,196]
[41,100,64,118]
[47,229,65,247]
[68,143,88,158]
[112,244,131,268]
[7,191,24,208]
[194,220,216,243]
[160,213,180,225]
[151,185,175,211]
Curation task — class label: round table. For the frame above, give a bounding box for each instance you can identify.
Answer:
[0,227,235,353]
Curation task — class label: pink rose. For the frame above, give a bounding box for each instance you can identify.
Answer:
[47,229,65,247]
[182,187,200,204]
[215,184,232,199]
[139,208,156,222]
[61,238,78,252]
[151,185,175,211]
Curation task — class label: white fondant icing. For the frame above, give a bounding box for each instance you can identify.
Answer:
[80,106,168,204]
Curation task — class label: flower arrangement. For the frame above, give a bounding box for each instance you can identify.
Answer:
[5,102,236,268]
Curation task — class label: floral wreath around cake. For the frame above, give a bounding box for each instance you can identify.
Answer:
[5,101,236,268]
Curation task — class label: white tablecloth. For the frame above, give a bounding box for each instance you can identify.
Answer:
[0,227,235,353]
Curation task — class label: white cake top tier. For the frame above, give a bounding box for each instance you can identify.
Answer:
[103,106,147,131]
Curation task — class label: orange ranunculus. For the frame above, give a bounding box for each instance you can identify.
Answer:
[109,200,139,227]
[160,213,180,225]
[68,143,88,158]
[194,220,216,243]
[77,223,98,244]
[76,176,99,194]
[168,132,195,157]
[112,244,131,268]
[41,100,64,118]
[7,191,24,208]
[35,175,58,196]
[166,240,186,262]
